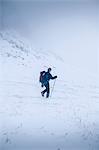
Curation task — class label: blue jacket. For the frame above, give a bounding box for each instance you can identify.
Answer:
[42,72,57,85]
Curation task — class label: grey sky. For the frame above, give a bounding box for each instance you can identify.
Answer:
[0,0,99,74]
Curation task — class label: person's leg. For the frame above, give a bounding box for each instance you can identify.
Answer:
[41,85,47,97]
[46,83,50,98]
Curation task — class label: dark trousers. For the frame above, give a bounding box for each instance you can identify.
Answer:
[42,82,50,98]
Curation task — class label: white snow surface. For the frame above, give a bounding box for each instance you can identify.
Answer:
[0,31,99,150]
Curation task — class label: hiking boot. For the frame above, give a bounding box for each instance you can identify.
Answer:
[46,93,49,98]
[41,92,44,97]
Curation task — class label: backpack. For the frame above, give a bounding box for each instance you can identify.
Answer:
[39,71,46,83]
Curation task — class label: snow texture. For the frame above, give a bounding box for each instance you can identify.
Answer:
[0,31,99,150]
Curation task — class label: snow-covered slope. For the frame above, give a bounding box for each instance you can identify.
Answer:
[0,31,99,150]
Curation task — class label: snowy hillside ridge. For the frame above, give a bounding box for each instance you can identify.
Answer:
[0,30,98,86]
[0,30,63,64]
[0,31,28,58]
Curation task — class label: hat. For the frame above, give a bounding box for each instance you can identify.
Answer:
[48,68,51,72]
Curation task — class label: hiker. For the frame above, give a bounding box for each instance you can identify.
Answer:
[39,68,57,98]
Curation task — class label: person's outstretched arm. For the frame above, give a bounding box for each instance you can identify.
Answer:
[50,75,57,80]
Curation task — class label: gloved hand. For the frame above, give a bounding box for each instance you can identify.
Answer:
[55,76,57,79]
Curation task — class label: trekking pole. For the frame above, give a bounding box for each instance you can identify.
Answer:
[50,79,56,98]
